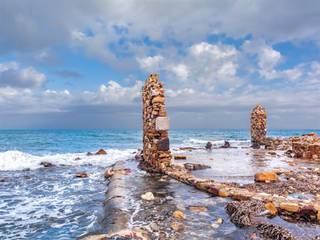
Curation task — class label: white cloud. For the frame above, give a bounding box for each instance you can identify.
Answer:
[0,61,46,88]
[137,55,163,72]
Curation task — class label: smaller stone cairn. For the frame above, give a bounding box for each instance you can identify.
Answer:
[142,74,172,172]
[250,104,267,146]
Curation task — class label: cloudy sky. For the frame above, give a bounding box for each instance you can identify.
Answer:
[0,0,319,129]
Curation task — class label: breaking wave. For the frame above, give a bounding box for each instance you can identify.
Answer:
[0,149,135,171]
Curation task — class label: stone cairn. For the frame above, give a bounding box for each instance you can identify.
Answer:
[142,74,172,172]
[250,104,267,146]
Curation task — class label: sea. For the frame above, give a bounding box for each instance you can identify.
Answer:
[0,129,319,239]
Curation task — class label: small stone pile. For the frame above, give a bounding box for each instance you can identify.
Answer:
[142,74,172,172]
[250,104,267,146]
[290,132,320,160]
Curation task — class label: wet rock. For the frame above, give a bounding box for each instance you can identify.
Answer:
[40,161,54,167]
[205,141,212,150]
[157,137,170,151]
[265,202,278,216]
[75,172,88,178]
[0,177,7,182]
[173,210,185,220]
[149,222,160,232]
[211,217,223,229]
[87,152,94,156]
[268,151,277,155]
[184,163,210,171]
[95,149,107,155]
[226,200,265,227]
[254,171,278,183]
[221,141,231,148]
[170,222,184,232]
[256,223,295,240]
[104,168,113,179]
[174,155,187,160]
[188,206,208,212]
[280,202,299,213]
[74,157,81,161]
[141,192,155,201]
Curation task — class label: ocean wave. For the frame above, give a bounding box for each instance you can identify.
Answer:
[0,149,135,171]
[182,138,250,147]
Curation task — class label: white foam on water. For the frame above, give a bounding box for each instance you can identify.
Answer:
[182,138,250,147]
[0,149,135,171]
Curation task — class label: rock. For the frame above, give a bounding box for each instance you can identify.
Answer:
[179,147,197,151]
[87,152,94,156]
[155,117,170,131]
[205,141,212,150]
[141,192,155,201]
[0,177,7,182]
[174,155,187,160]
[149,222,160,232]
[218,189,230,198]
[40,161,54,167]
[74,157,81,161]
[157,137,170,151]
[184,163,210,171]
[75,172,88,178]
[211,217,223,228]
[95,149,107,155]
[265,202,277,215]
[254,171,278,182]
[280,202,299,213]
[104,168,113,179]
[152,96,165,104]
[173,210,185,220]
[221,141,231,148]
[188,206,208,212]
[170,222,184,232]
[268,151,276,155]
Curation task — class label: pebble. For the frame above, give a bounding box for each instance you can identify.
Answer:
[141,192,155,201]
[188,206,208,212]
[173,210,185,220]
[211,217,223,228]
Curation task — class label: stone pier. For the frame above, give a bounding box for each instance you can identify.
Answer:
[139,77,319,224]
[250,104,267,146]
[142,74,172,172]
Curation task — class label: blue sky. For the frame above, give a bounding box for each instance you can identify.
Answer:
[0,0,320,129]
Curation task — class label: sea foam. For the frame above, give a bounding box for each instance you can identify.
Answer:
[0,149,135,171]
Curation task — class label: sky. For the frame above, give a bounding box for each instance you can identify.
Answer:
[0,0,320,129]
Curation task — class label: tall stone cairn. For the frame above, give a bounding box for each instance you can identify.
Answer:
[250,104,267,145]
[142,74,172,172]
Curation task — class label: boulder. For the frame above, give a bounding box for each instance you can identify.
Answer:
[95,149,107,155]
[254,171,278,182]
[279,202,299,213]
[40,161,54,167]
[221,141,231,148]
[205,141,212,150]
[265,202,277,215]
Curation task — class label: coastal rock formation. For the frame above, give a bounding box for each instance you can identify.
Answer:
[250,104,267,146]
[291,133,320,160]
[142,74,172,172]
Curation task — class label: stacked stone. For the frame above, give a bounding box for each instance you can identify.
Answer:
[250,104,267,146]
[291,133,320,160]
[142,74,172,172]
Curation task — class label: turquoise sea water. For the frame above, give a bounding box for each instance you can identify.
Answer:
[0,129,319,239]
